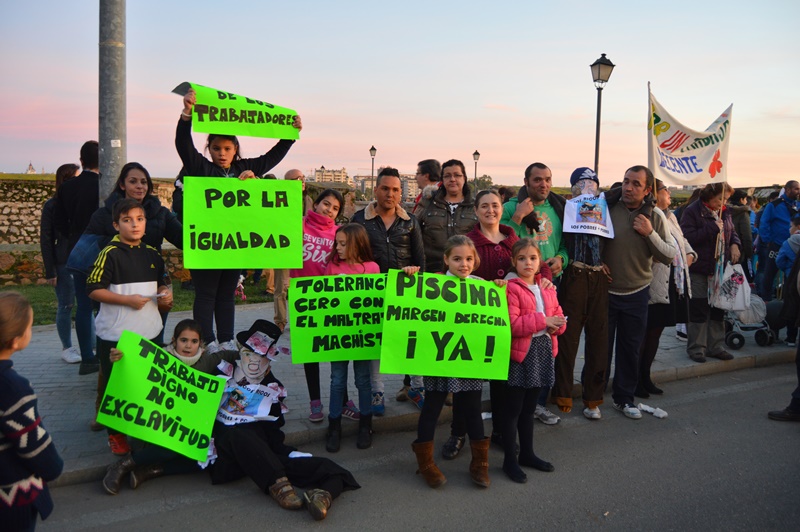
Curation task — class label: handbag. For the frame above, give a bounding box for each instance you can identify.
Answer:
[710,262,750,311]
[66,233,111,276]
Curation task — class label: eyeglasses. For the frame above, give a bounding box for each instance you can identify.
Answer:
[443,174,464,180]
[658,187,668,192]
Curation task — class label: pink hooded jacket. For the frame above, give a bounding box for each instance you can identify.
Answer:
[506,277,566,363]
[291,210,337,278]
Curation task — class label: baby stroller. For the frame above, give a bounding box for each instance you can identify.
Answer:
[724,293,772,349]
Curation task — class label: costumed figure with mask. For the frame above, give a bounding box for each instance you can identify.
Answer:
[551,168,617,420]
[209,320,360,521]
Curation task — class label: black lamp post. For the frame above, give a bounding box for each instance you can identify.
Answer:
[590,53,615,175]
[473,150,480,189]
[369,145,377,199]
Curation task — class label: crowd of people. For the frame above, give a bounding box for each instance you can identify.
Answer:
[3,90,799,528]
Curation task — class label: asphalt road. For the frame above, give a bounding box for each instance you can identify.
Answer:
[43,364,799,531]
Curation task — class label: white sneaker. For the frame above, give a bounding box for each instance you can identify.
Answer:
[583,407,601,420]
[534,405,561,425]
[613,402,642,420]
[61,347,82,364]
[205,340,221,354]
[219,340,238,352]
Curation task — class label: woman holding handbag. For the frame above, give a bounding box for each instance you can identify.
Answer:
[680,182,741,363]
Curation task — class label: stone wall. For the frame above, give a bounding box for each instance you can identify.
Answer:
[0,177,175,247]
[0,244,187,286]
[0,180,54,245]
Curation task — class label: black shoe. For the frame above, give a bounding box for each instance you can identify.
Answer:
[768,408,800,422]
[519,454,555,473]
[643,380,664,395]
[79,361,99,375]
[634,385,650,399]
[326,417,341,452]
[502,462,527,483]
[441,434,465,460]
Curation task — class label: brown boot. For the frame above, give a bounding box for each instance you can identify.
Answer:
[102,456,136,495]
[468,437,491,488]
[129,464,164,490]
[411,440,446,488]
[304,489,332,521]
[268,477,303,510]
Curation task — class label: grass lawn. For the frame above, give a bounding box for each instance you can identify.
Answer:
[2,278,274,326]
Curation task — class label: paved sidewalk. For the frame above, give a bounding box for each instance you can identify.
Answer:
[14,303,795,488]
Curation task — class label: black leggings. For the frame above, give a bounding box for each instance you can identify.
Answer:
[417,390,483,443]
[192,268,240,344]
[502,386,541,462]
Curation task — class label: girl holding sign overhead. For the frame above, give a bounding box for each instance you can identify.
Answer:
[411,235,501,489]
[503,238,566,483]
[176,88,302,353]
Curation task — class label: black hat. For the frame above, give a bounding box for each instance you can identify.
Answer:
[570,167,599,186]
[236,320,282,356]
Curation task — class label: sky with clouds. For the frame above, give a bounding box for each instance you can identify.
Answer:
[1,1,798,187]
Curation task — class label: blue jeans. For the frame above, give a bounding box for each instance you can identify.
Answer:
[329,360,371,419]
[72,271,96,362]
[607,288,650,406]
[54,264,75,350]
[760,243,781,302]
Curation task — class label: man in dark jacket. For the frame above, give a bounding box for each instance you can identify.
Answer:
[351,167,425,415]
[759,181,800,301]
[53,141,100,375]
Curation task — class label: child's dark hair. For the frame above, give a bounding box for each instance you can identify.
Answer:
[206,134,241,162]
[171,319,204,346]
[791,216,800,229]
[511,237,541,274]
[0,292,33,350]
[330,224,374,265]
[443,235,480,270]
[112,198,145,223]
[314,189,344,210]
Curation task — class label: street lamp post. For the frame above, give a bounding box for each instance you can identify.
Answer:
[369,145,377,199]
[473,150,480,190]
[590,53,615,175]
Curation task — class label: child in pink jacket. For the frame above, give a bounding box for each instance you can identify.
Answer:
[290,189,343,422]
[503,238,567,484]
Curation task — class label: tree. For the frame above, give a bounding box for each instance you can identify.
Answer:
[472,174,494,192]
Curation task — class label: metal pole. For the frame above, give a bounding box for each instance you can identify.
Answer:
[370,156,375,200]
[593,86,602,175]
[98,0,126,204]
[474,160,478,189]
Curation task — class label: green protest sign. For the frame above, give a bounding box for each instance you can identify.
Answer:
[380,271,511,380]
[183,177,303,269]
[289,274,385,363]
[96,331,227,461]
[172,81,300,140]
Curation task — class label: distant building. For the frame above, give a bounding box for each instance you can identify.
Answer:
[309,167,353,187]
[25,162,36,174]
[400,174,418,202]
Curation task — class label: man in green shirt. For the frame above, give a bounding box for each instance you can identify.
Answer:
[500,163,568,279]
[499,162,567,425]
